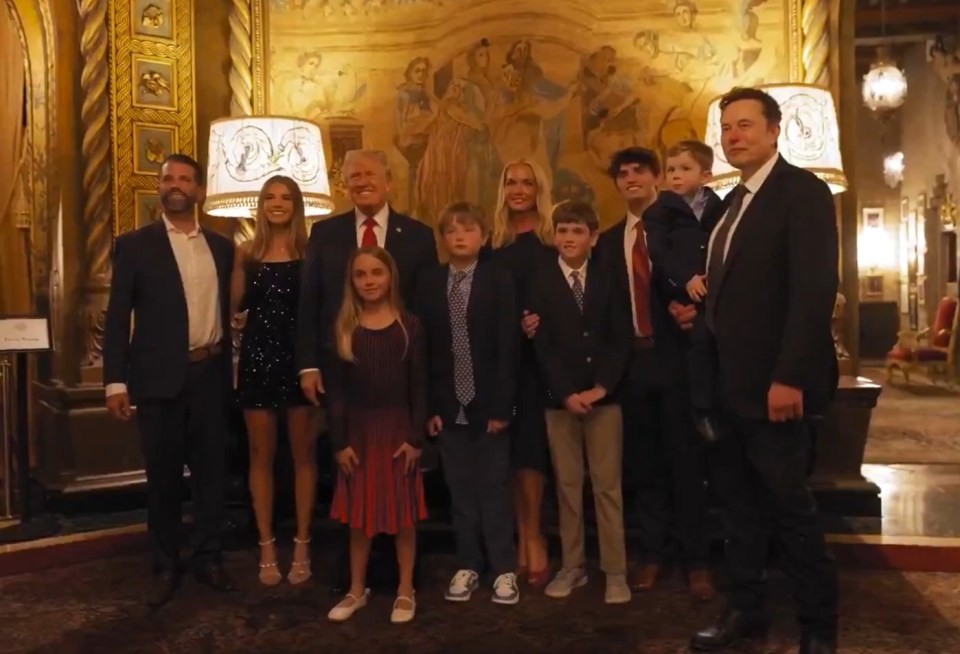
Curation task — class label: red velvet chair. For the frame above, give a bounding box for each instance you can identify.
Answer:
[886,296,959,385]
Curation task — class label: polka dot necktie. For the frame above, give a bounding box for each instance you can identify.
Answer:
[449,270,474,423]
[570,270,584,313]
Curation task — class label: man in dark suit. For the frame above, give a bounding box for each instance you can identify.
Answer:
[596,147,714,601]
[296,149,437,402]
[103,154,236,608]
[688,87,839,654]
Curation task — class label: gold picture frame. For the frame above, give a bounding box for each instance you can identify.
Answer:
[132,0,175,43]
[131,54,177,110]
[132,123,178,175]
[133,189,164,228]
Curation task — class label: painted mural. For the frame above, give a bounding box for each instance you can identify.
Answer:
[266,0,787,226]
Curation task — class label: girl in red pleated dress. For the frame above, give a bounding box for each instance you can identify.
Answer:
[325,246,427,625]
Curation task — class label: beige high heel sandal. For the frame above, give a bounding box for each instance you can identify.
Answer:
[287,536,312,585]
[258,537,282,586]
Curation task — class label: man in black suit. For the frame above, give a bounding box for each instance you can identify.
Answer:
[688,87,839,654]
[596,147,714,601]
[103,154,236,608]
[416,202,520,603]
[296,149,437,402]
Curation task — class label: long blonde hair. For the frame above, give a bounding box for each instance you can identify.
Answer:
[491,159,554,248]
[247,175,308,261]
[335,246,408,362]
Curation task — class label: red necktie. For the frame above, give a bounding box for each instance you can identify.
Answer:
[361,217,377,248]
[632,222,653,335]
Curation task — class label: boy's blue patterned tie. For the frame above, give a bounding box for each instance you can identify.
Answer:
[449,271,474,421]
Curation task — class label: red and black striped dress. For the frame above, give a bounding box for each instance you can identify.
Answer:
[327,313,428,537]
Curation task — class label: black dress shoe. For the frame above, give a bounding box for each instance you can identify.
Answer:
[146,569,180,609]
[689,609,769,652]
[799,632,838,654]
[194,562,237,592]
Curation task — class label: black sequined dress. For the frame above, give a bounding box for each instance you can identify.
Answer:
[237,260,310,409]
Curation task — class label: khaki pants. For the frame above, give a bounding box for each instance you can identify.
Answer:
[545,404,626,574]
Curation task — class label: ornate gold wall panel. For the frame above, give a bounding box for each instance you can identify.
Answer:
[109,0,197,235]
[250,0,808,228]
[7,0,58,299]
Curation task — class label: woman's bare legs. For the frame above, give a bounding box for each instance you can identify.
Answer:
[245,409,280,583]
[287,406,318,582]
[395,526,417,607]
[515,469,548,576]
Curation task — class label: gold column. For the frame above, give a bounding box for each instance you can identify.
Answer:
[77,0,113,381]
[228,0,255,244]
[801,0,831,87]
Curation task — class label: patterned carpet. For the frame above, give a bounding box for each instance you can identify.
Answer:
[1,550,959,654]
[862,367,960,465]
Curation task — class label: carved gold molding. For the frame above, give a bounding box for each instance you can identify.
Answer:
[800,0,831,87]
[77,0,112,370]
[109,0,197,236]
[7,0,58,300]
[229,0,258,244]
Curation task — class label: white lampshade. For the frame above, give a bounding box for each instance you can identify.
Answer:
[703,84,847,198]
[204,115,335,218]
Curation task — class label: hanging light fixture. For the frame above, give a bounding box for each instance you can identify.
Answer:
[862,47,908,112]
[861,1,907,113]
[883,151,904,188]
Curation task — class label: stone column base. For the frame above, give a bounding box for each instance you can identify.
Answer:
[33,381,145,493]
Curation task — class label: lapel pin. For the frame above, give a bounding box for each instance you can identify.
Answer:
[395,227,402,232]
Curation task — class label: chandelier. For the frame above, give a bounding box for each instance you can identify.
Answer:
[883,151,904,188]
[862,52,908,112]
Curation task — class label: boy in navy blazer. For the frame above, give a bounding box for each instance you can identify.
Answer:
[644,140,726,440]
[416,202,520,605]
[529,201,632,605]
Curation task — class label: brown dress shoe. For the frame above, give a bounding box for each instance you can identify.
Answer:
[628,563,659,591]
[688,569,716,601]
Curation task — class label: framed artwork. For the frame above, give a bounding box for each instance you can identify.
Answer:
[862,206,883,229]
[864,274,883,298]
[134,189,164,228]
[133,123,177,175]
[132,0,175,43]
[132,55,176,110]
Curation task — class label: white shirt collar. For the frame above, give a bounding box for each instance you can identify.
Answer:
[356,203,390,230]
[741,152,780,195]
[558,256,588,281]
[162,213,201,236]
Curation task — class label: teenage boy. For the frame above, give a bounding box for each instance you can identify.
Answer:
[415,201,521,605]
[644,140,726,441]
[530,201,632,605]
[596,146,714,600]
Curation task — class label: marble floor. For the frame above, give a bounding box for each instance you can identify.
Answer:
[1,549,959,654]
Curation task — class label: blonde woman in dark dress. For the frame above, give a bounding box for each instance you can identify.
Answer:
[490,158,556,587]
[231,176,318,586]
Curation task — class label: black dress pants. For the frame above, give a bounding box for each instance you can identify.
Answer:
[136,355,228,572]
[440,424,516,575]
[622,343,709,568]
[711,416,838,636]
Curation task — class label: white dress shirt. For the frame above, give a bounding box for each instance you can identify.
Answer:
[706,152,780,270]
[105,215,221,397]
[558,256,588,289]
[355,203,390,247]
[623,211,652,337]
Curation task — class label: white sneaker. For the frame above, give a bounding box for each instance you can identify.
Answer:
[604,573,632,604]
[492,572,520,605]
[445,569,480,602]
[327,588,370,622]
[544,567,588,598]
[390,593,416,624]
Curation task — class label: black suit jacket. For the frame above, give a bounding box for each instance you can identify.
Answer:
[295,207,438,371]
[708,156,839,419]
[645,188,724,301]
[596,219,687,389]
[529,259,631,407]
[415,261,519,427]
[103,221,235,401]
